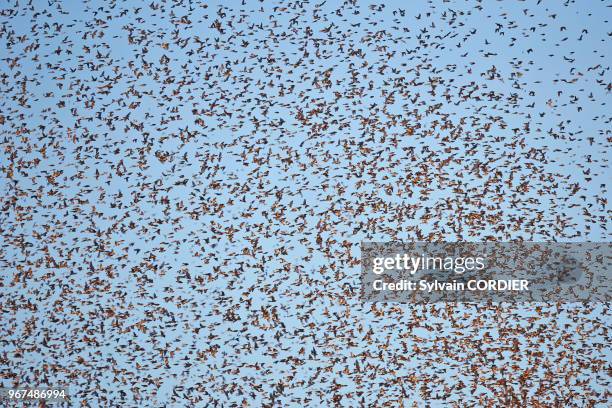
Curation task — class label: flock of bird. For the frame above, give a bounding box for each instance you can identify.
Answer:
[0,0,610,406]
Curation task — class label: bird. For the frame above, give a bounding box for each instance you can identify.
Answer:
[0,0,609,407]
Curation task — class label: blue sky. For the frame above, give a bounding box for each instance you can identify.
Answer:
[0,0,610,406]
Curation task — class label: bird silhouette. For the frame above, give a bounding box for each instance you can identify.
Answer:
[0,0,609,407]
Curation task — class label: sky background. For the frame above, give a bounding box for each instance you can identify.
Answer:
[0,0,610,406]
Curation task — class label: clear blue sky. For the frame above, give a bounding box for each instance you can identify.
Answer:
[0,0,610,406]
